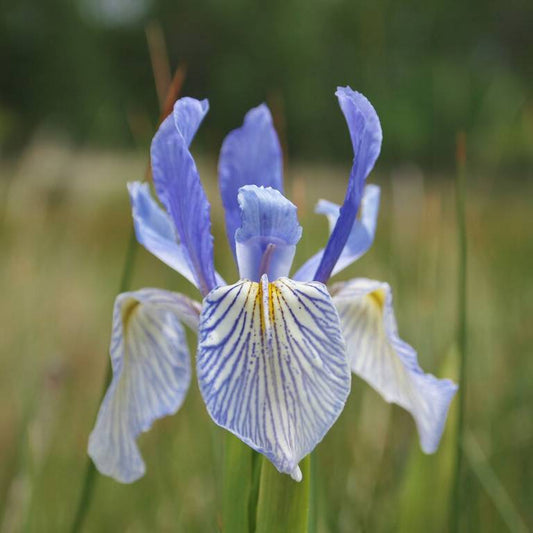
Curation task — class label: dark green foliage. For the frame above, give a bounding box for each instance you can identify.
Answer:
[1,0,532,170]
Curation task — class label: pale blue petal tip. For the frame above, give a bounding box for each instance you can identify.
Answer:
[173,97,210,146]
[415,376,458,454]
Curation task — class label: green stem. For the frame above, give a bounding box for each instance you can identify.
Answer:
[255,456,311,533]
[248,450,262,532]
[222,434,253,533]
[308,453,317,533]
[450,132,468,533]
[70,228,137,533]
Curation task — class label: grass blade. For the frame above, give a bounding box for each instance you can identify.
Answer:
[450,131,468,532]
[222,434,253,533]
[69,229,137,532]
[255,456,310,533]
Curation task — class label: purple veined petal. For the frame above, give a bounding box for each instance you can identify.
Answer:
[218,104,284,256]
[314,87,383,284]
[332,278,458,453]
[235,185,302,282]
[197,276,351,481]
[88,289,201,483]
[293,184,380,282]
[151,98,217,296]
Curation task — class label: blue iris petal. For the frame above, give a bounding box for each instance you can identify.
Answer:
[151,97,217,296]
[314,87,382,283]
[332,278,458,453]
[197,276,351,480]
[88,289,201,483]
[235,185,302,282]
[218,104,284,256]
[128,181,198,287]
[294,184,380,281]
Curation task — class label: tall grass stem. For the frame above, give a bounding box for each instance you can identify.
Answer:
[255,456,310,533]
[450,132,468,532]
[222,434,253,532]
[70,228,137,533]
[464,431,528,532]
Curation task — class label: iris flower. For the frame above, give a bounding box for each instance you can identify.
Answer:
[88,87,457,483]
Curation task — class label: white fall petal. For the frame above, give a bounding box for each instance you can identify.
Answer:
[332,278,457,453]
[88,289,201,483]
[197,276,351,480]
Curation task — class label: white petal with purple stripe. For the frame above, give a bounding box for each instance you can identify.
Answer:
[88,289,200,483]
[197,276,351,480]
[332,278,457,453]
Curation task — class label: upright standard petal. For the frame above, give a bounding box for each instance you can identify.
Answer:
[218,104,284,256]
[197,276,351,481]
[332,278,457,453]
[151,97,216,295]
[88,289,201,483]
[314,87,382,284]
[235,185,302,281]
[128,182,197,287]
[294,184,380,281]
[173,97,210,147]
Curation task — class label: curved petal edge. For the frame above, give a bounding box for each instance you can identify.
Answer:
[151,97,217,295]
[314,87,382,283]
[88,289,200,483]
[332,278,457,453]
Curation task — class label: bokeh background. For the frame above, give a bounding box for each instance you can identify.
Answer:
[0,0,531,531]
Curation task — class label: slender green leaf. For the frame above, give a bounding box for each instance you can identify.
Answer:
[222,434,253,533]
[255,456,310,533]
[398,345,459,533]
[451,131,468,533]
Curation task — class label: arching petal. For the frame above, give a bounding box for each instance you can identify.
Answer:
[235,185,302,281]
[294,185,380,281]
[332,278,457,453]
[151,97,216,295]
[173,97,210,148]
[314,87,382,283]
[197,276,351,480]
[128,181,197,287]
[88,289,201,483]
[218,104,283,256]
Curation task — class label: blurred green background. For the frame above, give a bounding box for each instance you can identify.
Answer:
[0,0,531,532]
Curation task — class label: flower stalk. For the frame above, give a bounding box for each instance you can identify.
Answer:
[450,131,468,533]
[222,434,254,532]
[82,87,458,533]
[70,228,137,532]
[255,456,311,533]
